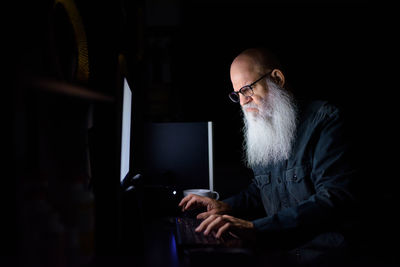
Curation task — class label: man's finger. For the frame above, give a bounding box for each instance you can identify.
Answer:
[182,196,199,211]
[195,215,215,232]
[204,216,224,235]
[178,194,195,207]
[179,194,197,211]
[178,196,189,207]
[216,222,231,238]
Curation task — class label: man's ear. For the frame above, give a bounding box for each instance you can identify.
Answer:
[271,69,285,87]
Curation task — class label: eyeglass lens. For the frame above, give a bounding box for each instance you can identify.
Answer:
[241,86,253,96]
[229,86,253,103]
[229,92,239,102]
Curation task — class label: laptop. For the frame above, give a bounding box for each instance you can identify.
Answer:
[174,216,244,249]
[174,215,258,267]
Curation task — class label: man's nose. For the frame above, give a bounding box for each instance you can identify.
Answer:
[240,94,252,106]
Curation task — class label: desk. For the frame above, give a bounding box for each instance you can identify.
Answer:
[137,215,396,267]
[119,189,398,267]
[120,190,386,267]
[139,216,286,267]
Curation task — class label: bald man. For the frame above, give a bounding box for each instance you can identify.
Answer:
[179,48,359,265]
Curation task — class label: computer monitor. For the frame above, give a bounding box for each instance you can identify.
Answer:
[117,74,147,259]
[142,121,214,192]
[120,77,133,184]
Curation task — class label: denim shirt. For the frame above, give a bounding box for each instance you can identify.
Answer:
[224,100,359,255]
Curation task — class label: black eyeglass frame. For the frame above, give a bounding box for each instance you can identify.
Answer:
[229,70,273,103]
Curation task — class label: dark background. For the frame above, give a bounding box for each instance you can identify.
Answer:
[9,0,398,266]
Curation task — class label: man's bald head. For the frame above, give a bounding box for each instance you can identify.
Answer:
[230,47,282,77]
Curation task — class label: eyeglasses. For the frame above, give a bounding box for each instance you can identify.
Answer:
[228,70,273,103]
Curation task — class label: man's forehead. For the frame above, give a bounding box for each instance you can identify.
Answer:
[231,71,256,84]
[231,65,260,87]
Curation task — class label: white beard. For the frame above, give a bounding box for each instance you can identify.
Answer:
[242,80,298,167]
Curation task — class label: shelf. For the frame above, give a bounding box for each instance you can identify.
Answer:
[30,78,115,103]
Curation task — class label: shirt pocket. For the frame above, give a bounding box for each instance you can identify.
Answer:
[254,173,275,213]
[285,164,313,204]
[254,173,271,188]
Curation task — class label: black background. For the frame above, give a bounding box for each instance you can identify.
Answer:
[9,0,399,265]
[11,0,397,187]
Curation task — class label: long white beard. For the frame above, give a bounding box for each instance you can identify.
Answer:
[242,80,297,167]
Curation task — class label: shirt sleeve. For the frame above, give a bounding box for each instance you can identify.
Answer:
[222,181,266,220]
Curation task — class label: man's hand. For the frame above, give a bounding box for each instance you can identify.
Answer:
[195,214,255,240]
[178,194,231,219]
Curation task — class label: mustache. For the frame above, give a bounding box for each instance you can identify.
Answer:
[243,102,258,108]
[241,102,259,113]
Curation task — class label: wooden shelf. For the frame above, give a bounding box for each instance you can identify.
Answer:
[30,78,115,103]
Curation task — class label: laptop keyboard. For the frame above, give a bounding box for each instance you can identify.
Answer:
[175,217,223,246]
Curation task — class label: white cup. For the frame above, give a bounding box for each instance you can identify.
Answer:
[183,189,220,200]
